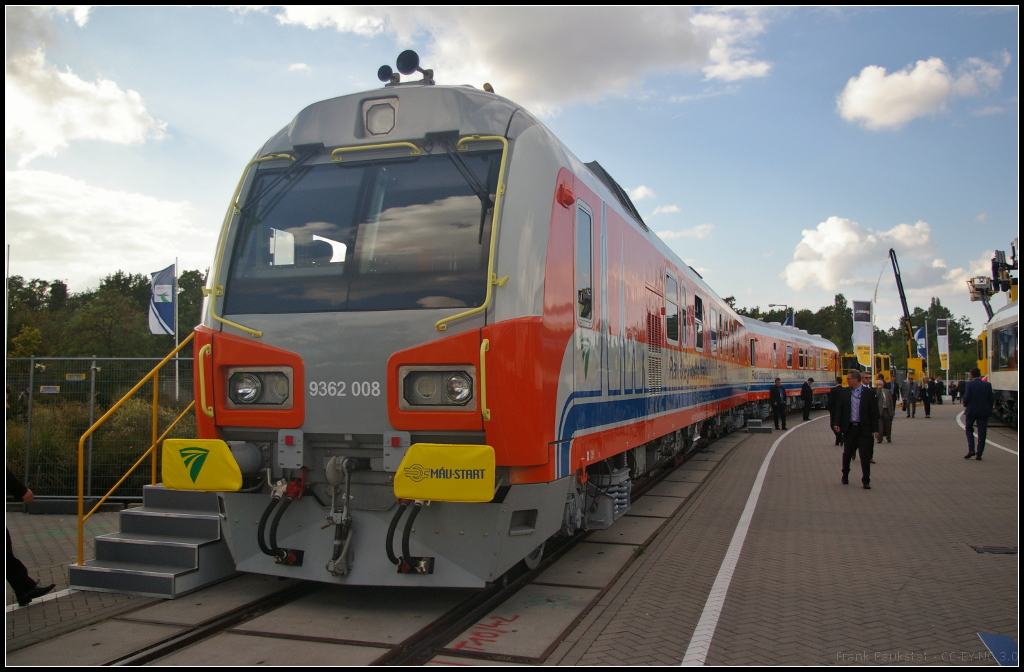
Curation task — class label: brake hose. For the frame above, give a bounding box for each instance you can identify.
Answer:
[401,501,424,564]
[267,496,293,560]
[257,496,281,557]
[385,501,409,565]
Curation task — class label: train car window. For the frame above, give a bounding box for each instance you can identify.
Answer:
[798,347,804,368]
[665,274,679,344]
[750,338,755,366]
[710,307,718,354]
[694,296,704,351]
[993,324,1018,371]
[680,287,688,347]
[772,342,777,367]
[786,344,793,368]
[576,203,593,325]
[224,150,502,314]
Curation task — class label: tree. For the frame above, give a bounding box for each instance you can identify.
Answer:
[68,291,149,357]
[10,325,43,357]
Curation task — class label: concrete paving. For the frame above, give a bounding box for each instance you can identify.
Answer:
[548,404,1018,666]
[4,509,159,653]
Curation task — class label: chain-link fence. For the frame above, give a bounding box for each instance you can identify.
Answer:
[6,356,196,499]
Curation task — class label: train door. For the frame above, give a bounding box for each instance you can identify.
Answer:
[574,200,601,395]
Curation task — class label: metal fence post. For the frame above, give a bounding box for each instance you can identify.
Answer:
[24,355,35,486]
[87,355,97,497]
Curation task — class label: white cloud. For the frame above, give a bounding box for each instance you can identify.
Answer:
[5,7,165,166]
[783,216,938,292]
[971,106,1004,116]
[628,185,655,201]
[976,212,988,223]
[691,8,772,82]
[657,223,714,241]
[263,7,772,114]
[288,62,310,71]
[837,53,1010,130]
[652,205,681,216]
[5,170,215,291]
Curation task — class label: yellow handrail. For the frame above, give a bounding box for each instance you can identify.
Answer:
[480,338,491,422]
[79,402,196,533]
[435,135,510,331]
[76,333,195,566]
[198,344,214,418]
[203,153,295,338]
[331,142,421,161]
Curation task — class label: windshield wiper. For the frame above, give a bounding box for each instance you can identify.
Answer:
[240,146,319,215]
[437,136,495,244]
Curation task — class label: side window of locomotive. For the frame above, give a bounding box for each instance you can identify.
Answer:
[786,344,794,368]
[994,324,1018,370]
[694,296,704,351]
[576,204,593,325]
[750,338,756,366]
[665,274,679,344]
[710,307,718,354]
[798,347,804,368]
[772,342,777,367]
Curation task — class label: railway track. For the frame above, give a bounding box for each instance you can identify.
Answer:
[78,429,750,666]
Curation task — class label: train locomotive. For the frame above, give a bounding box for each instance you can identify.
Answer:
[171,52,839,588]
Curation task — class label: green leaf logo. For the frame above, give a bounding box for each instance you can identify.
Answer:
[180,447,210,482]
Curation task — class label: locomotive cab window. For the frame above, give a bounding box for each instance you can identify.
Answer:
[224,149,502,314]
[575,203,594,325]
[665,274,679,344]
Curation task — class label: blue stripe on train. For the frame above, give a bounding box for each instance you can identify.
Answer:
[555,385,743,477]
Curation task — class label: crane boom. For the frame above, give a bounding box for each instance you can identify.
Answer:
[889,248,925,381]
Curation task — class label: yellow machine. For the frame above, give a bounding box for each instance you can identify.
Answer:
[969,242,1018,376]
[889,250,925,382]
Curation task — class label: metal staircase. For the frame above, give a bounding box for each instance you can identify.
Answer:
[69,485,237,598]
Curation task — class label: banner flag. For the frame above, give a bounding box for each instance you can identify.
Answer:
[782,312,794,327]
[149,264,176,335]
[852,300,873,367]
[936,319,949,370]
[914,326,928,359]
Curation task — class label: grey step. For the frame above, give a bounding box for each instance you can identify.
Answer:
[69,561,186,598]
[143,485,221,513]
[94,533,205,569]
[120,508,221,540]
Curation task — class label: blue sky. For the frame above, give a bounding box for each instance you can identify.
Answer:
[5,6,1018,332]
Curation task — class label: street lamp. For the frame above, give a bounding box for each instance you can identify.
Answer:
[768,304,793,327]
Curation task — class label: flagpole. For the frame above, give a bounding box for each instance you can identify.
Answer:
[174,257,179,402]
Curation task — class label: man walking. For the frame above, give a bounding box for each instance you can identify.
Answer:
[834,370,880,489]
[962,367,994,460]
[801,378,814,421]
[828,376,844,445]
[875,378,894,444]
[6,469,56,606]
[770,378,787,430]
[904,375,918,418]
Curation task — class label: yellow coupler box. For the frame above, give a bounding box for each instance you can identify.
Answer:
[163,439,242,491]
[394,443,495,503]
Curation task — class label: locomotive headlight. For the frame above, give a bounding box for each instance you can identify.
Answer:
[231,373,262,404]
[366,102,396,136]
[445,373,473,404]
[416,377,437,399]
[400,367,475,410]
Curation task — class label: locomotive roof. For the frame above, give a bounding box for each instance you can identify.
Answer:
[257,84,762,331]
[742,316,839,351]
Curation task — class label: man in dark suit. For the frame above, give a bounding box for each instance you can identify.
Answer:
[6,469,56,606]
[961,367,994,460]
[769,378,787,430]
[801,378,814,421]
[828,376,844,445]
[834,370,880,489]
